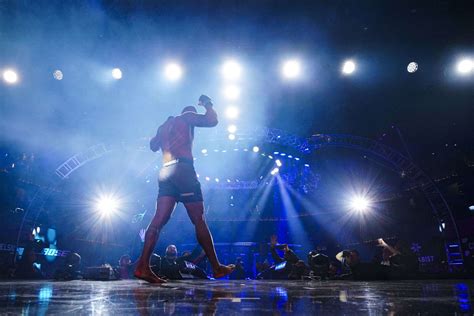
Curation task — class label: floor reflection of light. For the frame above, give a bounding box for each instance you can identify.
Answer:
[339,290,348,302]
[38,285,53,302]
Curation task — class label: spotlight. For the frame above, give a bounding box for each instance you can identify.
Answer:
[112,68,122,80]
[270,167,279,175]
[275,159,282,167]
[53,70,63,80]
[349,195,371,212]
[342,60,356,75]
[469,205,474,211]
[252,146,260,153]
[2,69,18,84]
[95,195,120,216]
[223,85,240,100]
[205,177,210,181]
[407,62,418,73]
[281,59,302,79]
[215,178,220,182]
[201,149,208,154]
[225,106,239,119]
[227,124,237,133]
[457,58,473,75]
[228,134,236,140]
[164,62,183,81]
[221,60,242,80]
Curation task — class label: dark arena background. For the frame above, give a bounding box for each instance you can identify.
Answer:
[1,1,473,314]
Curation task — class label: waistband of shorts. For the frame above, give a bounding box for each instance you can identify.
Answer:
[163,157,194,167]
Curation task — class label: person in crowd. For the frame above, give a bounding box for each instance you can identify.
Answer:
[160,244,209,280]
[14,245,42,279]
[230,257,246,280]
[54,252,82,280]
[118,255,133,279]
[378,238,419,278]
[269,235,309,279]
[308,248,330,279]
[336,249,388,280]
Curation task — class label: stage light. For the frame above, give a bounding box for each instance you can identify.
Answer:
[221,60,242,80]
[342,60,356,75]
[349,195,371,212]
[457,59,473,75]
[281,59,302,79]
[201,149,208,154]
[215,178,220,183]
[275,159,282,167]
[205,177,210,181]
[164,62,183,81]
[53,70,63,80]
[271,167,279,175]
[469,205,474,211]
[252,146,260,153]
[407,62,418,73]
[225,106,239,119]
[111,68,122,80]
[223,85,240,100]
[227,124,237,133]
[3,69,18,84]
[228,134,236,140]
[95,195,120,216]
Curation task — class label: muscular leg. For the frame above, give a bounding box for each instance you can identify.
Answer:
[135,196,176,283]
[184,201,235,278]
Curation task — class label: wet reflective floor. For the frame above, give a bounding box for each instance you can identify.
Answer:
[0,279,472,315]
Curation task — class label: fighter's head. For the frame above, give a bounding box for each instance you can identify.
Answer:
[182,106,197,114]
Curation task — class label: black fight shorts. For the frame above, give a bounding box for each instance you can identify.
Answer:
[157,158,203,203]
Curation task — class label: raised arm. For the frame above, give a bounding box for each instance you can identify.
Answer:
[181,95,218,127]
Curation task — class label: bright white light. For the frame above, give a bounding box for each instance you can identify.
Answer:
[112,68,122,80]
[469,205,474,211]
[252,146,260,153]
[349,195,371,212]
[282,59,301,79]
[407,62,418,73]
[457,59,473,74]
[53,70,63,80]
[223,85,240,100]
[3,69,18,84]
[221,60,242,80]
[228,134,236,140]
[225,106,239,119]
[275,159,282,167]
[270,167,279,175]
[342,60,356,75]
[205,177,210,181]
[201,149,208,154]
[215,178,220,182]
[95,195,120,216]
[227,124,237,133]
[164,62,183,81]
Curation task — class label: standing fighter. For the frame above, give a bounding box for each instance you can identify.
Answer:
[134,95,235,283]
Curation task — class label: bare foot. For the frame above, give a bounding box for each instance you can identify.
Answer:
[213,264,236,279]
[134,267,167,284]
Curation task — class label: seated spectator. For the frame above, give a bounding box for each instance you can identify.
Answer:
[378,238,419,278]
[15,245,42,279]
[118,255,133,279]
[230,257,246,280]
[308,249,330,279]
[267,235,309,280]
[160,245,208,280]
[336,249,388,280]
[54,252,82,280]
